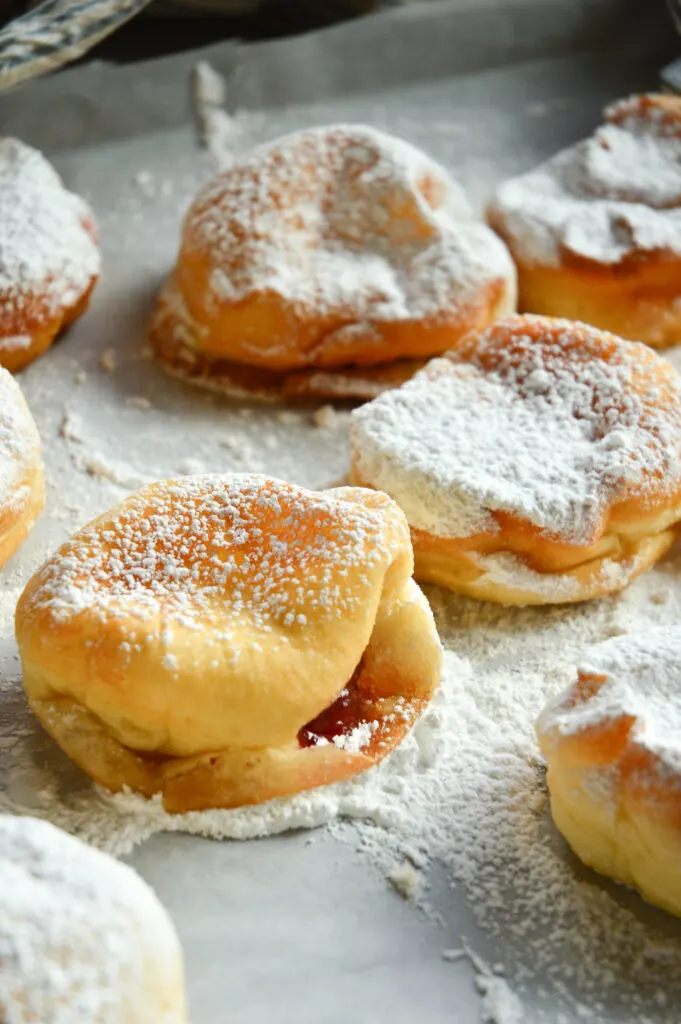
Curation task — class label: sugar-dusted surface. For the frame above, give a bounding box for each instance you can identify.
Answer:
[0,367,40,515]
[0,815,185,1023]
[18,473,421,762]
[1,27,681,1024]
[23,474,405,632]
[543,627,681,764]
[183,124,514,342]
[0,139,100,340]
[489,94,681,267]
[351,316,681,545]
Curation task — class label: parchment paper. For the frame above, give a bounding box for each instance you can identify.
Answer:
[0,3,678,1022]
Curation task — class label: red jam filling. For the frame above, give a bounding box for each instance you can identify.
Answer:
[298,662,366,749]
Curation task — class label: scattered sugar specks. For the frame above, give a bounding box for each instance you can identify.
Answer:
[442,947,465,962]
[22,475,406,634]
[176,457,205,475]
[60,410,84,443]
[275,410,300,426]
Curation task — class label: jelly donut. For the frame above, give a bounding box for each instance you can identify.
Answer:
[0,367,44,568]
[0,138,100,372]
[16,474,442,810]
[0,814,187,1022]
[350,315,681,605]
[537,628,681,917]
[150,124,516,401]
[488,94,681,348]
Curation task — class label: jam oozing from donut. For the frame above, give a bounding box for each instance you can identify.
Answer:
[298,662,366,749]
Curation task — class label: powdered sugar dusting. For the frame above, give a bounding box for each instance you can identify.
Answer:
[542,627,681,764]
[0,368,40,514]
[350,317,681,545]
[0,815,185,1022]
[2,62,681,1024]
[0,335,31,353]
[182,124,514,353]
[6,550,681,1019]
[475,552,583,602]
[489,94,681,267]
[0,138,100,330]
[23,474,404,633]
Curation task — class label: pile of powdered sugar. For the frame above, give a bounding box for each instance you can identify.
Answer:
[0,815,183,1022]
[350,317,681,547]
[0,138,100,345]
[183,124,514,356]
[488,94,681,267]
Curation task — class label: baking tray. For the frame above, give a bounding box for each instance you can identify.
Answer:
[0,3,679,1022]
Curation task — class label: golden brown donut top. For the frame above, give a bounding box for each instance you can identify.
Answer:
[0,366,42,536]
[177,125,513,344]
[21,474,408,631]
[350,315,681,546]
[537,626,681,781]
[0,138,100,354]
[17,475,415,756]
[488,94,681,268]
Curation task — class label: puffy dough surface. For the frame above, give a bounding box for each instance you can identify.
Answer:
[0,814,187,1023]
[487,94,681,347]
[537,628,681,917]
[16,475,441,810]
[0,138,100,371]
[350,315,681,604]
[0,367,44,567]
[152,124,516,377]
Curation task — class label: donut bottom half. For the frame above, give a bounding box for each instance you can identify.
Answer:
[22,579,441,812]
[0,465,44,569]
[149,275,515,403]
[0,282,97,373]
[406,486,681,608]
[512,256,681,350]
[542,751,681,918]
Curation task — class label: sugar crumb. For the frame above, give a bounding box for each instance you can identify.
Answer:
[126,397,152,412]
[312,405,338,429]
[100,350,118,373]
[387,862,422,901]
